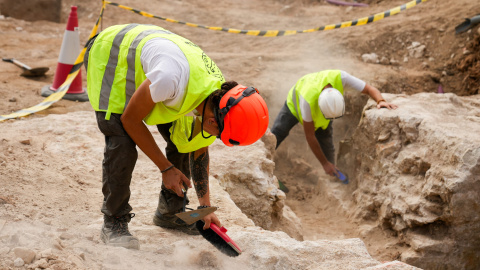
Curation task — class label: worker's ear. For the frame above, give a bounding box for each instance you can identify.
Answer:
[206,117,218,127]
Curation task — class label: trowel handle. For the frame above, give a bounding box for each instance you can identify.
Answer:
[2,58,31,70]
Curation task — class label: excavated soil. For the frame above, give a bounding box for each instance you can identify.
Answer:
[1,0,479,268]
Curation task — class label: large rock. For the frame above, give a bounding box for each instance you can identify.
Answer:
[209,132,304,240]
[0,111,418,269]
[338,93,480,269]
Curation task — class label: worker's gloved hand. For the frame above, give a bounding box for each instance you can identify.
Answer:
[202,212,221,230]
[162,167,192,197]
[322,161,338,177]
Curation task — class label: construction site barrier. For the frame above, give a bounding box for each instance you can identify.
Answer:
[41,6,89,102]
[0,2,105,122]
[0,0,428,122]
[105,0,428,36]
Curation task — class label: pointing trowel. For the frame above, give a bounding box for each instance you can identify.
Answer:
[175,206,218,225]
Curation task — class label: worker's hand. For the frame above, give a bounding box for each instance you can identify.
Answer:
[202,212,221,230]
[161,167,192,197]
[377,101,398,110]
[322,161,338,177]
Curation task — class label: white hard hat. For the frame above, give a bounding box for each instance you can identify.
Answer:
[318,88,345,119]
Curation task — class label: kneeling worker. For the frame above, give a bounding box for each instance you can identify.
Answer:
[271,69,397,178]
[84,24,269,249]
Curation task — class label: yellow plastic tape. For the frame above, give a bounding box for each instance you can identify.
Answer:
[0,1,106,122]
[0,0,428,121]
[105,0,428,36]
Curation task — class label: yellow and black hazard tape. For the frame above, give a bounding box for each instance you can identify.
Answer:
[105,0,428,36]
[1,0,428,121]
[0,2,106,122]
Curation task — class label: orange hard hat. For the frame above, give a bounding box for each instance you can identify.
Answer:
[214,84,269,146]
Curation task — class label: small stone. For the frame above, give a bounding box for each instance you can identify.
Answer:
[34,258,49,269]
[41,248,57,260]
[380,56,390,65]
[15,26,23,31]
[378,131,391,142]
[361,53,379,64]
[408,44,426,58]
[409,41,421,48]
[13,257,24,267]
[20,139,31,145]
[8,97,16,102]
[390,59,399,66]
[13,247,36,263]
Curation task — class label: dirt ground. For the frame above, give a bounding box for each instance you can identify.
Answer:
[1,0,479,267]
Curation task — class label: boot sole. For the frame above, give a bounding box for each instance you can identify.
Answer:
[153,215,200,235]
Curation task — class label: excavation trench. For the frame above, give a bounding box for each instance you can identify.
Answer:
[270,91,370,241]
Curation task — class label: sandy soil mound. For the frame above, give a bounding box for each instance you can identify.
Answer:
[1,0,479,269]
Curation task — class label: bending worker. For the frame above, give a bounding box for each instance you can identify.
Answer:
[84,24,269,250]
[271,69,397,177]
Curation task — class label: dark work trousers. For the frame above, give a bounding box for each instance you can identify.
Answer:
[95,113,191,217]
[96,112,138,217]
[271,102,336,164]
[155,123,191,216]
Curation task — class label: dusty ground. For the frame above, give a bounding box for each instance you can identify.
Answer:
[1,0,479,267]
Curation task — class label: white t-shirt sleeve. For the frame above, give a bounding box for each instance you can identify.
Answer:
[140,38,190,105]
[299,95,313,122]
[341,70,366,92]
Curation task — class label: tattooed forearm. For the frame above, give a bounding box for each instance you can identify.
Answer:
[190,150,209,198]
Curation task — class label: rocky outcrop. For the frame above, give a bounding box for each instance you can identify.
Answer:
[0,111,419,269]
[209,132,304,240]
[338,93,480,270]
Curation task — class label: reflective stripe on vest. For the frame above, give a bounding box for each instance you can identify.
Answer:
[87,24,224,121]
[99,24,172,111]
[86,24,224,153]
[286,70,344,130]
[124,28,172,108]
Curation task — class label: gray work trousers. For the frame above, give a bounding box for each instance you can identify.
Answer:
[271,102,335,164]
[95,111,190,217]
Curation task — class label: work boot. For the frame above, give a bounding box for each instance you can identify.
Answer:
[101,213,140,249]
[153,188,200,235]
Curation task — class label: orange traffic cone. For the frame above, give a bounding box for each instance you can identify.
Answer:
[42,6,88,102]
